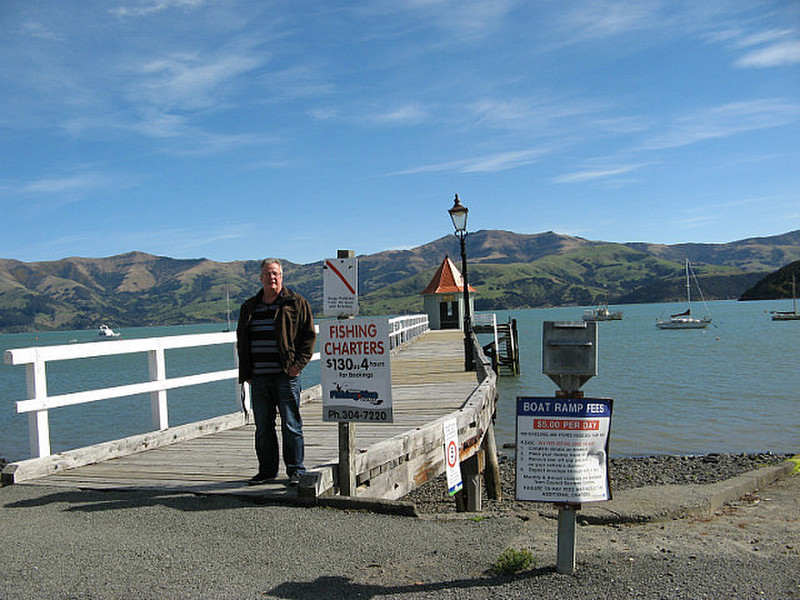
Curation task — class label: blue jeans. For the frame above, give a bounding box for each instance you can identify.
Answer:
[250,375,305,477]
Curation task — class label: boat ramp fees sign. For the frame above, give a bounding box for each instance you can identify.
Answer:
[321,317,392,423]
[515,397,612,504]
[323,257,358,318]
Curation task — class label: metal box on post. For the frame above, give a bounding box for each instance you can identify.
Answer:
[542,321,597,392]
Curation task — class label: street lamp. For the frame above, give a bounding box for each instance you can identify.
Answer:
[448,194,475,371]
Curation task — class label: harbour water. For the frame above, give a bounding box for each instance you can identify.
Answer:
[1,300,797,463]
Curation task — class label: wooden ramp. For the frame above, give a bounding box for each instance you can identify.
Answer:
[17,330,479,502]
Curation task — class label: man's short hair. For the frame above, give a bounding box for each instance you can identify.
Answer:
[260,258,282,274]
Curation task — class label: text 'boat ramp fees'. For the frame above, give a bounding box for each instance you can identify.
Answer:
[656,259,713,330]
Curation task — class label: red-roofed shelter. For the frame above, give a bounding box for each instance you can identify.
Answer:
[421,256,477,330]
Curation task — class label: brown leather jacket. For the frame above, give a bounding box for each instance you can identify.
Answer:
[236,287,316,383]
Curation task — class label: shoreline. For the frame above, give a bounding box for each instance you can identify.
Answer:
[1,451,791,489]
[406,451,792,514]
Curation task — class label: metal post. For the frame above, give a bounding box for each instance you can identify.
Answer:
[557,503,580,574]
[540,320,600,575]
[458,233,475,371]
[335,249,358,497]
[556,387,583,574]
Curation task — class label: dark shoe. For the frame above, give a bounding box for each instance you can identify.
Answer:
[287,472,302,486]
[248,472,277,485]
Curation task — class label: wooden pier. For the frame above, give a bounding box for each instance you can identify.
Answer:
[8,330,498,508]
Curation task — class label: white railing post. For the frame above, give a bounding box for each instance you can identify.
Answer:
[25,356,51,458]
[148,345,169,430]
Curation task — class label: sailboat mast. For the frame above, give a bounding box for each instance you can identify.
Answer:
[685,259,691,310]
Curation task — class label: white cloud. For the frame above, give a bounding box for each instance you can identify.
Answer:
[558,0,661,42]
[19,173,110,195]
[372,104,427,124]
[391,148,546,175]
[110,0,206,19]
[735,28,794,49]
[21,22,61,40]
[385,0,519,40]
[641,99,800,150]
[736,39,800,68]
[552,162,654,184]
[136,51,264,111]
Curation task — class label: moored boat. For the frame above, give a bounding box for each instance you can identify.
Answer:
[656,259,712,330]
[98,324,121,338]
[771,274,800,321]
[583,303,623,321]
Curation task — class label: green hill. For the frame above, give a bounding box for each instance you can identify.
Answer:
[2,230,799,332]
[739,260,800,301]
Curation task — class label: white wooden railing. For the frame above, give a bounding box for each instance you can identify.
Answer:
[388,314,429,351]
[472,313,500,354]
[4,315,428,460]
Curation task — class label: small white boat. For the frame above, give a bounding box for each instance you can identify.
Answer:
[583,303,622,321]
[98,324,121,339]
[656,259,712,330]
[656,310,712,329]
[771,274,800,321]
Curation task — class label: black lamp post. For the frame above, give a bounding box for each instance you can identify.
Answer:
[448,194,475,371]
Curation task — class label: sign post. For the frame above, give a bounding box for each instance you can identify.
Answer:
[323,250,364,496]
[515,320,612,574]
[320,273,393,496]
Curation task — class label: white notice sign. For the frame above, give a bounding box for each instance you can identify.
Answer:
[443,418,463,495]
[321,317,392,423]
[515,397,612,503]
[323,257,358,317]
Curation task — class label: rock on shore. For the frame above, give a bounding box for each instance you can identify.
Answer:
[406,452,790,515]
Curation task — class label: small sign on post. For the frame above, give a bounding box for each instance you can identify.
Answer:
[443,418,463,495]
[323,257,358,318]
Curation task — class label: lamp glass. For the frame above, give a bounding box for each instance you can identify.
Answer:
[448,202,468,233]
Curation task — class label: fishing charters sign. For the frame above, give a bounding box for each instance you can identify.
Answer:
[321,317,393,423]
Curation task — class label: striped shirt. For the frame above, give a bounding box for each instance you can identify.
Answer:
[248,299,282,376]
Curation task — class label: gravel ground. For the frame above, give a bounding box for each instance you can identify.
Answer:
[407,452,791,515]
[1,453,797,600]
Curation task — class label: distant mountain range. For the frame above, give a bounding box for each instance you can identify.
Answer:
[2,229,800,332]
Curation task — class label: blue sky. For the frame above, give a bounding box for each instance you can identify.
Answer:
[2,1,799,265]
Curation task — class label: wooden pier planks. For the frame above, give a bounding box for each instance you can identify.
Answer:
[19,330,479,499]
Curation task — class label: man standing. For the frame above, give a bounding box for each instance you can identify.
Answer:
[237,259,316,485]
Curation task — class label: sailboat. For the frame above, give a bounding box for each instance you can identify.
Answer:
[656,259,712,329]
[771,274,800,321]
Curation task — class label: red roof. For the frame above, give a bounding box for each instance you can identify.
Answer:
[421,256,477,295]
